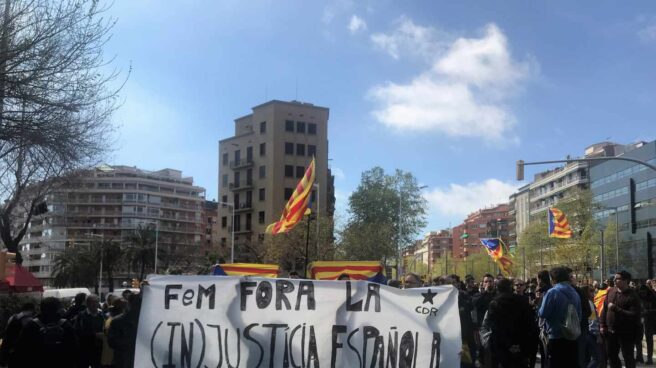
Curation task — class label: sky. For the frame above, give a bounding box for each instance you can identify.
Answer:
[104,1,656,234]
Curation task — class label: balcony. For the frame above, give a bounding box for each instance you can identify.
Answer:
[234,202,253,213]
[229,180,254,191]
[229,159,254,169]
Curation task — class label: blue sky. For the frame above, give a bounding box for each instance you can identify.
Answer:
[105,1,656,233]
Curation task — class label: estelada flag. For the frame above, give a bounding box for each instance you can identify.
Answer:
[309,261,387,284]
[266,158,315,234]
[548,207,573,238]
[480,238,513,276]
[212,263,280,278]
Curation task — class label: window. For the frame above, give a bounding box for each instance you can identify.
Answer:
[308,145,316,157]
[246,213,252,231]
[259,165,266,179]
[222,153,228,165]
[233,172,240,187]
[246,147,253,161]
[284,188,294,200]
[260,121,266,133]
[296,166,305,178]
[259,211,265,224]
[296,144,305,156]
[308,123,317,135]
[221,195,227,203]
[221,217,227,228]
[234,150,240,162]
[285,165,294,177]
[285,142,294,155]
[259,188,265,201]
[285,120,294,132]
[222,174,228,188]
[297,121,306,133]
[234,214,241,232]
[246,169,252,185]
[259,143,265,156]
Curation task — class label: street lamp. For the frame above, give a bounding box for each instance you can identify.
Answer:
[218,201,235,263]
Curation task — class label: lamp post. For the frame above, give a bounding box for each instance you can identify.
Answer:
[141,220,160,274]
[218,201,235,263]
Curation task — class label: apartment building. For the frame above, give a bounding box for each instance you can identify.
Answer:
[452,204,510,259]
[19,165,205,286]
[200,200,220,258]
[590,140,656,279]
[402,230,453,277]
[218,100,334,262]
[508,184,530,248]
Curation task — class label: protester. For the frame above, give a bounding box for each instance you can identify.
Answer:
[101,298,126,368]
[637,284,655,364]
[538,266,582,368]
[289,271,301,279]
[337,273,350,280]
[513,278,531,304]
[480,278,538,368]
[74,294,105,368]
[403,273,422,289]
[600,271,641,368]
[108,293,142,368]
[14,297,79,367]
[582,285,602,368]
[387,279,401,288]
[0,302,35,367]
[66,292,88,320]
[567,269,593,368]
[474,273,496,367]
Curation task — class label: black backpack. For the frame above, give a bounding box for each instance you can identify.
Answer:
[33,318,67,347]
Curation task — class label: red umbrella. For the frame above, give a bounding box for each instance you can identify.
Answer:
[3,264,44,293]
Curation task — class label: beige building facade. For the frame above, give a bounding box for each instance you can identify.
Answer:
[218,100,333,262]
[19,165,205,286]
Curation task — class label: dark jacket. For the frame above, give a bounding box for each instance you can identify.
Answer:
[640,290,656,331]
[0,311,34,366]
[108,310,139,368]
[601,287,641,335]
[14,315,79,367]
[481,292,539,367]
[474,291,496,328]
[574,286,592,334]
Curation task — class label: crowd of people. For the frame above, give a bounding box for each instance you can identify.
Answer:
[0,290,141,368]
[1,268,654,367]
[403,268,656,368]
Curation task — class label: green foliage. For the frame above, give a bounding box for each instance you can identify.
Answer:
[52,245,99,288]
[263,215,337,273]
[340,167,427,261]
[123,226,157,280]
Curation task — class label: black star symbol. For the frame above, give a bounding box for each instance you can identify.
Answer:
[421,289,437,304]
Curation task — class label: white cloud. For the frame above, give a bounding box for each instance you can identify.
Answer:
[424,179,519,217]
[638,24,656,43]
[370,16,449,60]
[369,22,535,142]
[348,15,367,34]
[331,167,346,180]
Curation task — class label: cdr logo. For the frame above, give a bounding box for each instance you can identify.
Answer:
[415,306,439,316]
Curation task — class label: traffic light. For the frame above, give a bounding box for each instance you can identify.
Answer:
[131,278,140,288]
[0,249,16,282]
[516,160,525,181]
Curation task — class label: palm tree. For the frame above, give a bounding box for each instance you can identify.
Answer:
[124,225,156,281]
[101,240,123,292]
[52,245,98,288]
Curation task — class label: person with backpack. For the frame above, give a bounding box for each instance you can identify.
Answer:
[74,294,105,368]
[14,297,79,367]
[600,271,641,368]
[538,266,582,368]
[0,302,35,367]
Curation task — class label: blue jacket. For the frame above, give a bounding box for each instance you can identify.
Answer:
[538,282,582,339]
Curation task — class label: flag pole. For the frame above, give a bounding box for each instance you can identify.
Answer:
[304,215,312,278]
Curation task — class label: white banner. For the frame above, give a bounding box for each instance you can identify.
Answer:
[135,276,461,367]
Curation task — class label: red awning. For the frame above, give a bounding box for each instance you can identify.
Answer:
[4,265,44,293]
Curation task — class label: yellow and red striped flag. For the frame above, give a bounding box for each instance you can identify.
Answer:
[548,207,573,238]
[266,158,316,234]
[309,261,385,281]
[212,263,280,278]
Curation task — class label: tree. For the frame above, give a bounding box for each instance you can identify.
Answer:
[0,0,124,260]
[263,215,337,273]
[124,226,156,281]
[52,244,98,288]
[100,240,122,292]
[341,167,427,261]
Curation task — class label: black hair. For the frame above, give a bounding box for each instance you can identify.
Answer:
[616,270,632,282]
[74,292,87,305]
[20,302,36,312]
[497,278,513,293]
[40,297,62,317]
[549,267,570,283]
[483,273,494,280]
[289,271,300,277]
